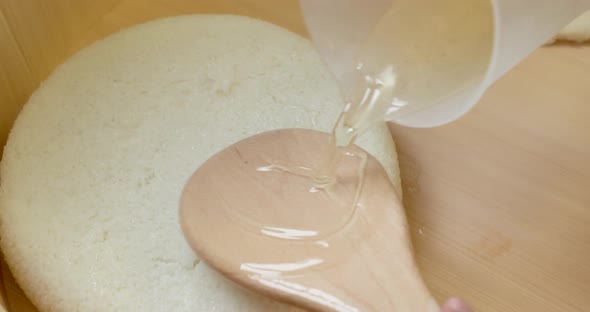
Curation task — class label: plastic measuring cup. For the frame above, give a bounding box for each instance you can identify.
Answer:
[300,0,590,128]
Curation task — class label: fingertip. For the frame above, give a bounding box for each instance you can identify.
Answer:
[441,297,472,312]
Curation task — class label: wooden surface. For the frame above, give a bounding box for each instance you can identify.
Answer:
[181,129,436,312]
[0,1,588,311]
[389,43,590,312]
[0,0,120,156]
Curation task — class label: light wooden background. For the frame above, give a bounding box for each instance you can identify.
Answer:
[0,1,589,311]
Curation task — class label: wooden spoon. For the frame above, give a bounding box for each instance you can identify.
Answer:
[180,129,437,312]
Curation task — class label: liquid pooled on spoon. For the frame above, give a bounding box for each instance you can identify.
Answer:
[236,0,494,310]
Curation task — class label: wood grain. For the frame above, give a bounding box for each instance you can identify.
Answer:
[0,1,588,311]
[390,44,590,312]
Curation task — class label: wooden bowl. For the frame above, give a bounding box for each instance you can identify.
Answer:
[0,1,589,311]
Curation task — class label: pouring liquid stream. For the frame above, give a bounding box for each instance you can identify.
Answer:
[261,64,398,190]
